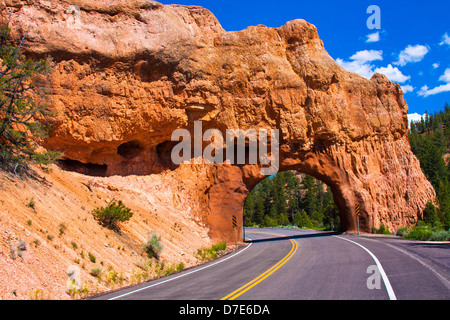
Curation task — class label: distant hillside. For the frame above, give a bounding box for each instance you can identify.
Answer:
[409,103,450,229]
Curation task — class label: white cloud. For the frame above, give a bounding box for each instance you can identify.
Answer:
[407,113,425,124]
[336,50,383,79]
[337,52,410,84]
[439,68,450,83]
[336,58,375,79]
[401,84,414,93]
[394,44,429,66]
[366,31,380,43]
[418,68,450,97]
[418,84,450,97]
[439,33,450,46]
[350,50,383,62]
[337,58,411,84]
[374,64,410,83]
[432,63,440,69]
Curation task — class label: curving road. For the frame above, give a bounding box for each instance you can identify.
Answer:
[92,228,450,301]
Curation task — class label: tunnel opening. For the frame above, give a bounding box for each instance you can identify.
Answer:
[57,159,107,177]
[243,171,341,232]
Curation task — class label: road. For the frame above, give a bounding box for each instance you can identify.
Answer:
[91,228,450,300]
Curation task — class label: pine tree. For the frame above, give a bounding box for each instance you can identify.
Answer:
[418,138,447,189]
[436,180,450,229]
[409,103,450,230]
[272,173,287,218]
[0,18,62,172]
[301,174,319,216]
[253,197,265,226]
[294,210,313,228]
[323,200,340,231]
[422,201,438,227]
[243,172,338,230]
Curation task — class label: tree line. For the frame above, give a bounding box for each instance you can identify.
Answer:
[409,103,450,229]
[244,171,340,230]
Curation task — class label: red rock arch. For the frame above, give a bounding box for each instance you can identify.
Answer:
[6,1,435,243]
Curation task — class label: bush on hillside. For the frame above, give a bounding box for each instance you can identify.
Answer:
[92,200,133,231]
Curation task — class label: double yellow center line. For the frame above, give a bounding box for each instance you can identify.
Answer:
[221,233,298,300]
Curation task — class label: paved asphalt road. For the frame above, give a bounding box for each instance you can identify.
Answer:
[92,228,450,300]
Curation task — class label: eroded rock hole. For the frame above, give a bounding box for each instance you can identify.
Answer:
[117,140,144,160]
[58,159,107,177]
[156,140,180,170]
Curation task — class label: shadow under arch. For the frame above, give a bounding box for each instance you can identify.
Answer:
[243,229,341,244]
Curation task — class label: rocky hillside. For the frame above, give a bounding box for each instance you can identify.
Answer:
[0,164,215,299]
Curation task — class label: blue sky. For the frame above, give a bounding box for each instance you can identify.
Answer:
[159,0,450,119]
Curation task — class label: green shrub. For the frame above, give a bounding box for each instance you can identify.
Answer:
[176,262,185,272]
[164,263,176,276]
[88,252,96,263]
[211,241,227,252]
[90,267,101,278]
[59,223,67,236]
[430,230,450,241]
[373,224,391,235]
[403,225,432,241]
[92,200,133,231]
[294,211,314,229]
[17,240,27,251]
[262,215,278,228]
[27,198,35,209]
[396,226,410,237]
[422,201,440,227]
[197,241,227,262]
[143,232,163,259]
[104,267,124,286]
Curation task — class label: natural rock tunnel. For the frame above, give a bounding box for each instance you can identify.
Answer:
[5,0,435,243]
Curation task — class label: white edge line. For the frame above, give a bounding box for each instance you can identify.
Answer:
[108,238,253,300]
[335,235,397,300]
[378,240,450,290]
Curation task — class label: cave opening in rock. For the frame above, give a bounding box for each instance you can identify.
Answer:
[155,140,181,171]
[243,171,341,231]
[117,140,145,160]
[57,159,107,177]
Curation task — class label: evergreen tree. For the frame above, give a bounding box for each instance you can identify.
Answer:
[409,103,450,230]
[272,173,287,218]
[243,192,255,225]
[253,197,265,226]
[302,174,319,216]
[422,201,439,227]
[416,136,447,189]
[243,172,338,230]
[323,200,340,231]
[294,210,313,228]
[0,18,62,172]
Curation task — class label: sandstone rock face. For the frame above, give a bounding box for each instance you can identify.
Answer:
[3,0,435,239]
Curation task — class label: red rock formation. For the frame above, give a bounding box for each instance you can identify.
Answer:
[3,0,435,240]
